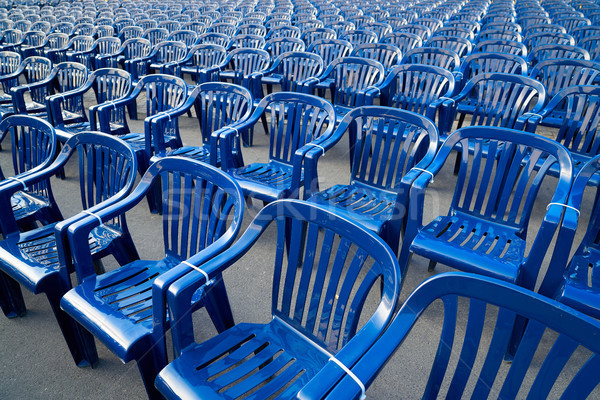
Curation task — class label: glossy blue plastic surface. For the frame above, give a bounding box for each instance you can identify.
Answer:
[382,32,423,54]
[400,126,573,290]
[223,91,336,202]
[61,156,245,399]
[47,68,132,142]
[125,40,187,81]
[169,43,227,85]
[203,47,271,90]
[401,47,461,71]
[95,38,151,71]
[0,132,137,368]
[458,52,528,89]
[304,272,600,399]
[306,38,353,67]
[529,58,600,98]
[350,43,402,70]
[155,199,401,399]
[473,39,528,56]
[426,35,473,59]
[527,44,591,66]
[69,37,121,70]
[264,37,305,58]
[0,56,51,120]
[307,106,438,255]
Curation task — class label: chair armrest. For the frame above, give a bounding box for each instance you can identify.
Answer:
[519,112,544,133]
[301,76,321,94]
[145,103,188,156]
[47,80,94,125]
[96,92,138,132]
[0,66,24,83]
[300,129,346,199]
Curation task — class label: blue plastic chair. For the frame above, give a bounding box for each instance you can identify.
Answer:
[125,40,188,81]
[150,82,252,167]
[0,56,52,119]
[378,64,455,122]
[95,37,151,70]
[118,25,144,42]
[401,47,461,71]
[46,35,94,64]
[307,38,353,67]
[381,32,423,55]
[249,51,323,100]
[529,59,600,99]
[306,106,438,255]
[222,92,336,202]
[527,44,590,65]
[302,56,385,121]
[524,32,576,50]
[168,43,226,86]
[0,50,20,78]
[435,26,476,41]
[426,35,473,59]
[414,17,444,34]
[522,22,567,37]
[541,155,600,315]
[0,29,23,52]
[399,126,573,291]
[235,23,267,37]
[143,27,169,47]
[399,23,433,41]
[47,68,132,142]
[265,24,300,39]
[197,32,230,47]
[18,31,46,57]
[67,37,121,70]
[579,35,600,61]
[155,199,402,400]
[304,272,600,400]
[571,25,600,42]
[446,19,481,34]
[226,34,266,51]
[523,85,600,178]
[340,29,378,47]
[350,43,402,70]
[263,36,305,58]
[0,132,137,368]
[458,52,528,89]
[202,48,271,89]
[300,27,336,47]
[476,28,523,42]
[473,39,528,56]
[10,61,88,121]
[60,156,245,399]
[438,72,546,136]
[0,115,58,232]
[95,74,187,187]
[556,16,591,32]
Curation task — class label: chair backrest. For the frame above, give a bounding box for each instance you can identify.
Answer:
[143,27,169,46]
[182,21,207,35]
[0,50,20,75]
[209,22,236,37]
[350,43,402,70]
[228,34,266,50]
[528,44,591,65]
[121,38,152,60]
[340,29,378,46]
[95,25,115,38]
[269,51,323,93]
[435,26,476,40]
[459,52,528,85]
[253,92,336,165]
[299,27,336,47]
[530,59,600,98]
[266,24,301,39]
[152,40,187,64]
[524,32,576,50]
[338,106,439,192]
[399,23,433,41]
[321,56,386,108]
[53,21,74,35]
[235,23,266,37]
[571,25,600,43]
[0,115,56,183]
[522,22,567,37]
[426,35,473,58]
[220,47,270,79]
[94,37,121,57]
[473,39,528,56]
[381,64,456,116]
[477,28,523,42]
[264,37,305,58]
[30,21,50,34]
[456,73,546,132]
[402,47,461,70]
[307,38,353,67]
[69,35,94,52]
[382,32,423,54]
[197,32,230,47]
[314,272,600,400]
[120,25,144,41]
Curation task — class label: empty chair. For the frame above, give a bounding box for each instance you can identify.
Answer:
[426,35,473,58]
[155,199,401,400]
[222,92,336,202]
[265,24,301,39]
[73,22,95,37]
[264,37,305,59]
[438,73,545,136]
[527,44,590,65]
[68,37,120,70]
[46,35,93,64]
[303,57,386,120]
[197,32,230,47]
[522,23,566,37]
[382,32,423,54]
[10,62,88,120]
[556,16,591,32]
[363,22,392,40]
[169,44,226,85]
[53,21,75,36]
[458,52,528,88]
[0,56,52,119]
[167,30,198,48]
[235,23,267,37]
[0,29,23,53]
[226,34,266,50]
[579,35,600,60]
[435,26,476,41]
[143,27,169,46]
[399,24,433,41]
[474,39,528,56]
[307,38,353,67]
[401,47,461,71]
[159,20,181,34]
[523,85,600,177]
[0,51,21,79]
[340,29,378,46]
[60,157,245,399]
[529,58,600,98]
[378,64,456,119]
[312,272,600,400]
[125,40,187,81]
[119,26,144,42]
[524,32,576,49]
[571,25,600,43]
[209,22,236,37]
[250,51,323,100]
[306,106,438,255]
[96,38,151,70]
[94,25,115,39]
[398,126,572,292]
[350,43,402,70]
[483,21,522,33]
[182,21,207,35]
[47,68,132,142]
[414,17,444,34]
[446,19,481,34]
[202,48,270,89]
[0,132,138,368]
[150,82,252,166]
[18,30,46,57]
[477,29,523,42]
[300,27,336,47]
[327,21,356,38]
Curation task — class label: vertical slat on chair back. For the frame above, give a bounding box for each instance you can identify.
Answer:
[308,39,352,67]
[382,32,423,54]
[55,63,88,96]
[194,83,251,144]
[93,70,131,126]
[96,38,120,56]
[7,117,55,182]
[531,60,600,99]
[271,213,398,353]
[155,41,187,64]
[23,57,51,102]
[331,58,383,108]
[191,44,226,74]
[228,49,270,80]
[160,169,238,259]
[123,38,151,60]
[462,53,527,84]
[144,76,187,116]
[266,96,334,165]
[279,52,322,92]
[0,51,20,75]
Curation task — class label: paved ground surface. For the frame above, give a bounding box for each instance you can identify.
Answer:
[0,93,594,399]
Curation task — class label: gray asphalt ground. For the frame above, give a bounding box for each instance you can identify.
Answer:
[0,92,595,399]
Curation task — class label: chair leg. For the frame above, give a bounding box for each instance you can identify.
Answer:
[110,233,141,266]
[46,288,99,368]
[428,260,437,272]
[204,274,235,333]
[137,348,168,400]
[0,270,26,318]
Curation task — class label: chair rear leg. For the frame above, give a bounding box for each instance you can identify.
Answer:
[137,348,168,400]
[46,288,98,368]
[204,275,235,333]
[0,270,26,318]
[428,260,437,272]
[110,234,141,266]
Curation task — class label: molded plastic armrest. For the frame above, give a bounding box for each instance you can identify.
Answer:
[301,76,321,94]
[47,80,94,125]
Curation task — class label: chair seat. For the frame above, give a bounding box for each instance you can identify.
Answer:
[410,212,526,282]
[162,145,218,165]
[0,104,15,119]
[0,93,12,103]
[12,190,53,222]
[117,132,147,152]
[231,162,299,201]
[61,257,181,361]
[55,122,91,142]
[0,222,122,293]
[155,318,329,400]
[308,184,396,233]
[559,248,600,318]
